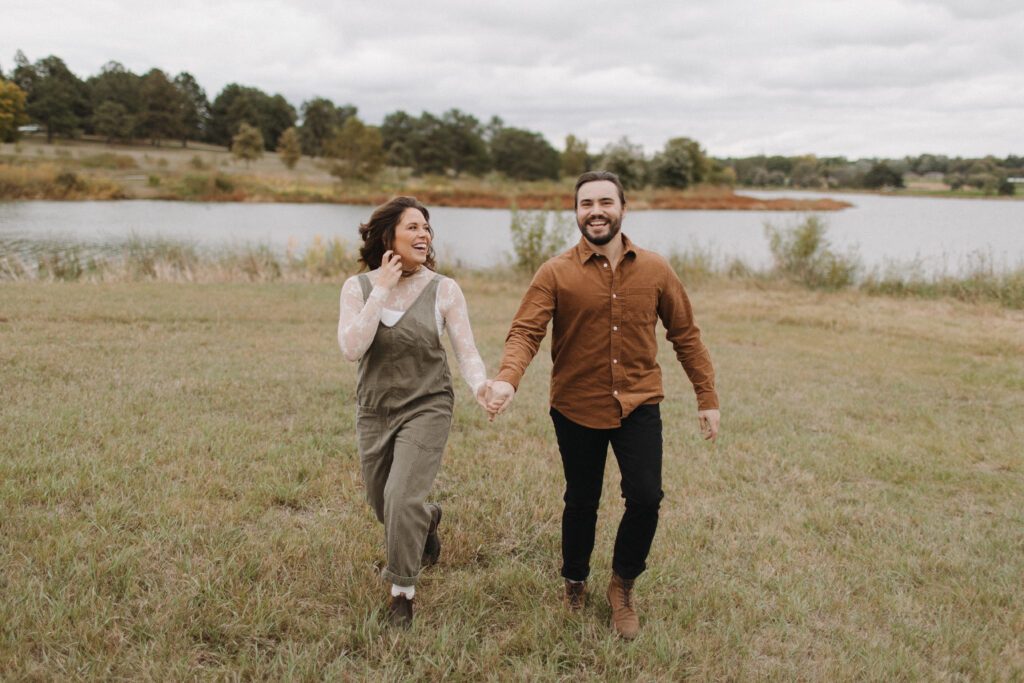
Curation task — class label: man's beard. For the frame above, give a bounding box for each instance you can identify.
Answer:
[578,212,622,246]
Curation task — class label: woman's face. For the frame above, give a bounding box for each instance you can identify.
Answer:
[391,207,432,270]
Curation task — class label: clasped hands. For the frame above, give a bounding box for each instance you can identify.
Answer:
[474,379,515,421]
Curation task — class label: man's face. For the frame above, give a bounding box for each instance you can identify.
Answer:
[575,180,625,246]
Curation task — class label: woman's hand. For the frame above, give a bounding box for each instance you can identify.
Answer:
[484,380,515,421]
[475,380,491,410]
[377,250,403,291]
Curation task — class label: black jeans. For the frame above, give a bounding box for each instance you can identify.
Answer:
[550,404,664,582]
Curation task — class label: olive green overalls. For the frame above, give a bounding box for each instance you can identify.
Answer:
[356,273,454,586]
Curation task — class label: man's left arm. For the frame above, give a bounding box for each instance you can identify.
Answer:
[657,265,720,442]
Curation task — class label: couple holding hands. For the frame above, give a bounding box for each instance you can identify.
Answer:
[337,171,720,637]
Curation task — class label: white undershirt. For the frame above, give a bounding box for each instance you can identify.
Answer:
[380,308,405,327]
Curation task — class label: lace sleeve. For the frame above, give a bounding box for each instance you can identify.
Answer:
[437,277,487,394]
[337,275,388,361]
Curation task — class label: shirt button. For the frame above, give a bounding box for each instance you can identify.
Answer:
[613,359,618,363]
[603,263,608,268]
[612,293,617,299]
[613,326,618,331]
[613,390,619,395]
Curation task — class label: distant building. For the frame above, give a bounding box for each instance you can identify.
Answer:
[1008,177,1024,184]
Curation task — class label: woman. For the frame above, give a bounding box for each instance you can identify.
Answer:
[337,196,488,628]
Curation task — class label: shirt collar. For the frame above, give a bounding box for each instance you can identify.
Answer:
[573,234,638,265]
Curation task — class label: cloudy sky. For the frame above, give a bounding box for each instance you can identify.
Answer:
[4,0,1023,159]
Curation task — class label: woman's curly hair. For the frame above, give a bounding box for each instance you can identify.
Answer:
[358,196,435,271]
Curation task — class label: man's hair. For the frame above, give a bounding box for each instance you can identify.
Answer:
[358,196,435,271]
[574,170,627,209]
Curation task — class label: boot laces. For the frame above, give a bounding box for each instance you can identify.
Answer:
[617,582,633,609]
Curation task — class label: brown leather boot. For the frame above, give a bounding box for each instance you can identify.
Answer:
[564,579,587,612]
[606,572,639,639]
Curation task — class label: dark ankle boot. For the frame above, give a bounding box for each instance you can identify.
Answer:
[564,579,587,612]
[388,594,414,629]
[422,503,442,566]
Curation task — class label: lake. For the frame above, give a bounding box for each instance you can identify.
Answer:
[2,191,1022,275]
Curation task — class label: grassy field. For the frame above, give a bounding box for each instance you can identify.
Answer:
[2,276,1023,680]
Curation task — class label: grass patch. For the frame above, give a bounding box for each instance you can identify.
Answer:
[0,235,360,283]
[1,278,1023,678]
[77,152,138,170]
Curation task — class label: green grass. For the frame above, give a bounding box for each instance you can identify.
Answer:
[2,277,1023,679]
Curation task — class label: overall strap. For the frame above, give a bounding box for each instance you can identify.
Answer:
[357,273,372,303]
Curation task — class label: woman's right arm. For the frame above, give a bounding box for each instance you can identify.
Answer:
[337,251,404,361]
[335,252,399,360]
[337,275,388,361]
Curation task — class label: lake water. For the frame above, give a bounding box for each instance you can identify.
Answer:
[2,191,1022,275]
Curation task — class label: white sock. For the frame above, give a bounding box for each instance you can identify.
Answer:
[391,584,415,599]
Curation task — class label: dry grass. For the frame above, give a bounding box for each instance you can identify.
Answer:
[1,276,1023,679]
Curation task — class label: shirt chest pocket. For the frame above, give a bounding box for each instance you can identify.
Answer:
[622,287,658,323]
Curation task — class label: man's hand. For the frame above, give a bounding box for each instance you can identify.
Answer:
[485,380,516,421]
[698,409,720,442]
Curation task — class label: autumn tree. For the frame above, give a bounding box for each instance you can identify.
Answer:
[276,126,301,169]
[0,79,29,142]
[232,122,264,167]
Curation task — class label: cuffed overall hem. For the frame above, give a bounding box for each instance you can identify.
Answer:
[382,567,421,586]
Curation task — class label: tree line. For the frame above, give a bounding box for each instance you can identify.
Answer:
[0,50,721,188]
[721,154,1022,195]
[1,50,1019,192]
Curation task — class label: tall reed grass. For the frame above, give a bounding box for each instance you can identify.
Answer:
[0,235,360,283]
[3,214,1022,308]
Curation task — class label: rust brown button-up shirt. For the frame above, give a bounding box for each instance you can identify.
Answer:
[495,235,718,429]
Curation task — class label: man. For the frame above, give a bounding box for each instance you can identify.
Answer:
[486,170,720,640]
